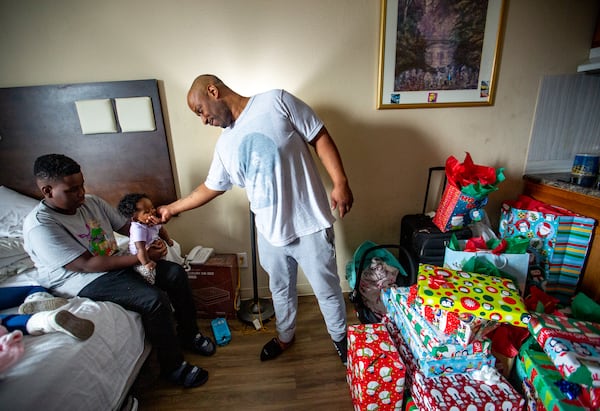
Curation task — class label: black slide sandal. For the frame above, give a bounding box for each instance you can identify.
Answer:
[166,361,209,388]
[260,338,284,361]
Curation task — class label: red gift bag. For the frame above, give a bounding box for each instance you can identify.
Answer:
[432,153,503,233]
[433,184,488,232]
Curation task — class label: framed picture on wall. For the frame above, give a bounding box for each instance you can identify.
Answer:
[377,0,506,109]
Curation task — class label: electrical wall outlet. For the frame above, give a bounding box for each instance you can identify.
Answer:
[236,252,248,268]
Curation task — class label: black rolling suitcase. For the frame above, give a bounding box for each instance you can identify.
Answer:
[400,166,472,267]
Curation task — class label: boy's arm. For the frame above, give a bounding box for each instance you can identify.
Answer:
[65,251,142,273]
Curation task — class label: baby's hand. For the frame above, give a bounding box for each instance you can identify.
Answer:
[145,261,157,270]
[166,239,174,247]
[147,213,162,226]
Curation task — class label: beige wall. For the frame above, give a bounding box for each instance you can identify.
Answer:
[1,0,598,298]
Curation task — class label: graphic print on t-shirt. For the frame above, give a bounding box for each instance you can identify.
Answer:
[239,133,278,209]
[77,219,117,256]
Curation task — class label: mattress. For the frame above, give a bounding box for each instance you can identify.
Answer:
[0,285,147,411]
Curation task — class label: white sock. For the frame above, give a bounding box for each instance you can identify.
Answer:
[26,310,94,340]
[26,311,55,335]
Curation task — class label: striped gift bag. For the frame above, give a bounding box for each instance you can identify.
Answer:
[547,215,596,296]
[499,195,596,302]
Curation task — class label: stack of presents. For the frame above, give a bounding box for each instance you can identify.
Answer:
[346,154,600,410]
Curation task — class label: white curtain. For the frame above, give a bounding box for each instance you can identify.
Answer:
[526,74,600,174]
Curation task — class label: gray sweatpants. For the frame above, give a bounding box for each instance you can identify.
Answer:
[256,227,347,343]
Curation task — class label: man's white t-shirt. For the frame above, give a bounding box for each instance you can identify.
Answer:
[205,89,335,247]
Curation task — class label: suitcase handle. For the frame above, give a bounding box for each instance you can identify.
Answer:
[423,166,446,215]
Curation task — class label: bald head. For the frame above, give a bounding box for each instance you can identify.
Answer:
[189,74,223,94]
[187,74,248,128]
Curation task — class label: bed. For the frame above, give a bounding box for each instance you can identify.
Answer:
[0,79,179,410]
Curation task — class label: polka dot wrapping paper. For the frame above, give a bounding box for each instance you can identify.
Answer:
[416,264,531,328]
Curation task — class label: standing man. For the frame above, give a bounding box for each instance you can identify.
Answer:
[156,75,353,365]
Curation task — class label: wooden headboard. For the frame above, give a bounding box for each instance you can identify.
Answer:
[0,79,177,207]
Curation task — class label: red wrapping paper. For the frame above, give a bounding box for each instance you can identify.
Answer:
[347,323,406,411]
[445,152,498,188]
[385,315,524,410]
[528,312,600,347]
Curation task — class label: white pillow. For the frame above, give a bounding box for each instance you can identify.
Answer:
[0,237,35,285]
[0,254,35,284]
[0,237,26,259]
[0,186,39,237]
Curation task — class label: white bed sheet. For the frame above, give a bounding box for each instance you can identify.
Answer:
[0,296,146,411]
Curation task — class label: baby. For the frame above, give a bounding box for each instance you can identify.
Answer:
[117,193,175,284]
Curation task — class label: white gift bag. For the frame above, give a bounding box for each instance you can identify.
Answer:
[444,245,529,295]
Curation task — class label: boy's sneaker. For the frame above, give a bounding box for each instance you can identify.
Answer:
[18,293,68,314]
[51,310,95,340]
[333,336,348,366]
[192,333,216,356]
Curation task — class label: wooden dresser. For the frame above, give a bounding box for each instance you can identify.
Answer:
[523,175,600,302]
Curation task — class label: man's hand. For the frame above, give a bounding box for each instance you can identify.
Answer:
[331,183,353,219]
[151,206,173,224]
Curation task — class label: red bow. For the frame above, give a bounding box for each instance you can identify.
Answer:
[428,274,454,289]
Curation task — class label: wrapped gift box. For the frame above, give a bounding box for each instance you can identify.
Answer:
[401,285,498,346]
[347,323,406,411]
[404,395,418,411]
[387,317,524,411]
[416,264,531,328]
[542,336,600,388]
[410,367,525,411]
[528,312,600,347]
[384,317,418,384]
[384,287,493,358]
[415,300,495,346]
[516,339,597,411]
[384,287,495,377]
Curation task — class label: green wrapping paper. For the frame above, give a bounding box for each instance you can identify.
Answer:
[517,338,591,411]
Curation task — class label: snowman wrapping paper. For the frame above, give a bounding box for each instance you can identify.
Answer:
[383,286,496,377]
[385,319,524,411]
[347,323,406,411]
[410,367,525,411]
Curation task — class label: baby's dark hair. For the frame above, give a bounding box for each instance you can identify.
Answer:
[117,193,148,218]
[34,154,81,180]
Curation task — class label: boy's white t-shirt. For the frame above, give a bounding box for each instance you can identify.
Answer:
[205,89,335,247]
[23,194,127,296]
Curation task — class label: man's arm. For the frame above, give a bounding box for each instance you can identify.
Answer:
[155,183,225,223]
[310,126,354,218]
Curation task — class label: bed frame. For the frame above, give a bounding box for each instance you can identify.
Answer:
[0,79,175,410]
[0,79,177,207]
